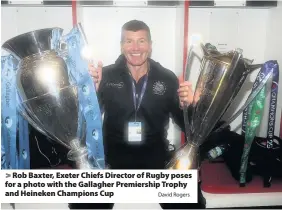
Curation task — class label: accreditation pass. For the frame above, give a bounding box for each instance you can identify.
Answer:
[128,122,142,142]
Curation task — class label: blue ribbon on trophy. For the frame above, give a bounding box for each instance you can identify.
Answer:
[1,23,105,169]
[1,131,6,168]
[17,94,30,169]
[1,55,30,169]
[57,24,105,169]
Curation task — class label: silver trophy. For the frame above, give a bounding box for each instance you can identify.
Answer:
[2,26,103,169]
[167,43,273,170]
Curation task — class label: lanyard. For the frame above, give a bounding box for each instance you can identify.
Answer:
[131,73,148,121]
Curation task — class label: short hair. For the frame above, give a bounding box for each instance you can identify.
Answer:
[121,20,151,42]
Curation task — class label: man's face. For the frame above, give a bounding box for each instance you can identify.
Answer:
[121,30,152,67]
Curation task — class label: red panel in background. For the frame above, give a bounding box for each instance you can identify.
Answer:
[201,161,282,194]
[72,0,77,26]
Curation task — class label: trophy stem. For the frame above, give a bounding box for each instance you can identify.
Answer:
[67,139,94,169]
[183,106,191,142]
[167,143,199,170]
[178,144,199,170]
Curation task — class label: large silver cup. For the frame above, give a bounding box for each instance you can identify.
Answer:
[167,43,272,170]
[2,28,95,169]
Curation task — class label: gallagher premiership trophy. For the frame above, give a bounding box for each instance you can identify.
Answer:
[1,23,105,170]
[167,43,273,170]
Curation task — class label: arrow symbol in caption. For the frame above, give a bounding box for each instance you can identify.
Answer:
[6,173,11,178]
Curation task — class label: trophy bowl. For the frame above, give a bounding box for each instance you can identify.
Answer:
[167,43,272,170]
[2,26,103,169]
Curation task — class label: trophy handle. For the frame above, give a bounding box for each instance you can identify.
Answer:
[183,42,225,143]
[200,43,221,57]
[183,42,202,143]
[214,69,273,133]
[200,43,213,56]
[76,23,88,45]
[245,64,263,74]
[242,58,263,74]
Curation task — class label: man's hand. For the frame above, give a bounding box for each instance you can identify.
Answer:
[88,61,103,91]
[177,76,194,109]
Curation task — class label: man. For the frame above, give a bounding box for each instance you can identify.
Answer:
[69,20,205,209]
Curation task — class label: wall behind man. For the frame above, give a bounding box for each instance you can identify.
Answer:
[1,5,281,149]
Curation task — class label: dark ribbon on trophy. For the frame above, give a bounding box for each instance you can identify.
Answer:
[240,60,279,186]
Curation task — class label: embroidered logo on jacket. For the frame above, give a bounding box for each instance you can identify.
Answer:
[106,82,124,89]
[152,81,166,95]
